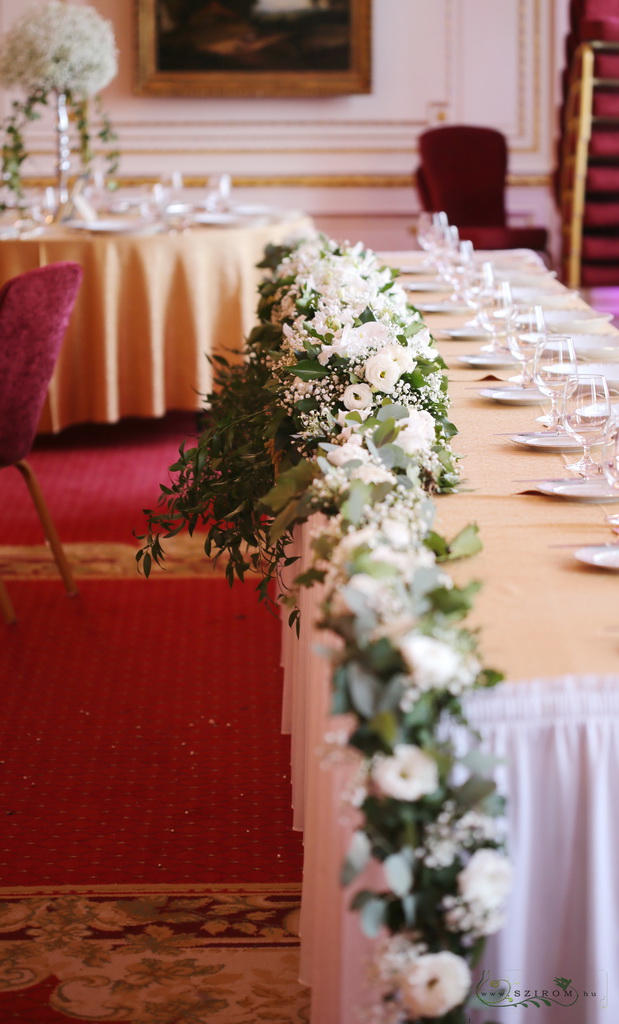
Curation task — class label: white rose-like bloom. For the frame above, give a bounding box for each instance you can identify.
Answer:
[380,516,412,549]
[458,849,513,910]
[373,744,439,801]
[396,410,436,456]
[399,952,471,1019]
[342,382,374,411]
[0,1,118,97]
[350,463,395,486]
[399,634,463,689]
[326,441,371,467]
[363,352,402,393]
[382,342,417,375]
[354,321,393,347]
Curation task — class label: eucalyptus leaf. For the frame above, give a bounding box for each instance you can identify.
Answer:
[360,896,387,938]
[384,850,414,897]
[340,830,371,886]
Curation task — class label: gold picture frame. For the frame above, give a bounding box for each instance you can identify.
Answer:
[135,0,371,98]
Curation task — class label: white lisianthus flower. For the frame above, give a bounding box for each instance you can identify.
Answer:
[332,573,394,617]
[458,849,513,910]
[342,382,374,411]
[326,441,371,467]
[350,463,395,486]
[399,952,471,1018]
[363,352,402,393]
[396,410,436,456]
[354,321,392,347]
[372,744,438,801]
[412,326,437,360]
[382,342,417,375]
[398,634,462,689]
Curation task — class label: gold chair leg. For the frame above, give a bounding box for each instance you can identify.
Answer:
[15,459,78,597]
[0,577,16,624]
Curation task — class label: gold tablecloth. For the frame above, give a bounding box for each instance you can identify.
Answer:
[0,216,313,432]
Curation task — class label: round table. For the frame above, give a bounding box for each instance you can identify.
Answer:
[0,214,313,432]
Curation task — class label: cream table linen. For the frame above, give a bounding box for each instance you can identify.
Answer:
[281,251,619,1024]
[0,216,313,432]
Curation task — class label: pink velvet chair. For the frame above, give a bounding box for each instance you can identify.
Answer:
[415,125,548,252]
[0,262,83,624]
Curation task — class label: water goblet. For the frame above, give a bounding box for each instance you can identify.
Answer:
[532,335,577,429]
[561,373,612,476]
[478,280,516,354]
[509,304,546,384]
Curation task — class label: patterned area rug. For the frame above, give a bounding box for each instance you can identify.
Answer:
[0,885,309,1023]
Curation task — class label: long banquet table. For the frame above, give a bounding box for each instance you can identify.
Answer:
[0,213,312,433]
[282,250,619,1024]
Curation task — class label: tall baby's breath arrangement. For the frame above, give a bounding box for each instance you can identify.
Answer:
[0,1,119,197]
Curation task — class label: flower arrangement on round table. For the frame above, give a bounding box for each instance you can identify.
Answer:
[0,1,118,200]
[138,233,512,1023]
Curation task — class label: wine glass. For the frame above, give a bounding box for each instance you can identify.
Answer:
[508,304,546,385]
[532,334,577,429]
[561,373,612,476]
[478,280,516,354]
[416,211,447,261]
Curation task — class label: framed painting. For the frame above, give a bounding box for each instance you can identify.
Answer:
[135,0,371,97]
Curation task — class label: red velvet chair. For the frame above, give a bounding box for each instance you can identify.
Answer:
[415,125,548,252]
[0,262,83,624]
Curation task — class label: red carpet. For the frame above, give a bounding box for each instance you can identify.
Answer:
[0,412,200,544]
[0,413,303,887]
[0,577,302,886]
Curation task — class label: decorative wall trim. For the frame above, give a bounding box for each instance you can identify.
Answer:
[20,173,552,189]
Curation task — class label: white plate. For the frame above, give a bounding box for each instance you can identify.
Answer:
[574,362,619,383]
[574,545,619,570]
[415,301,470,315]
[193,211,244,226]
[570,334,619,361]
[542,309,614,333]
[404,280,450,293]
[229,203,273,216]
[535,479,619,502]
[457,353,518,369]
[441,326,488,340]
[510,432,585,451]
[512,289,581,309]
[479,386,543,405]
[497,271,558,287]
[395,263,433,275]
[64,218,160,234]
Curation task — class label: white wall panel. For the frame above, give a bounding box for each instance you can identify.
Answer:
[0,0,569,252]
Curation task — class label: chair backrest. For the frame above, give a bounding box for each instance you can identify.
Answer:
[416,124,508,227]
[0,262,82,466]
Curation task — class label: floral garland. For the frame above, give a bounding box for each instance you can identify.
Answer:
[138,233,510,1023]
[0,2,119,197]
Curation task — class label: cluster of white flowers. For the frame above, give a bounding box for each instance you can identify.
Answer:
[371,934,472,1023]
[443,848,513,941]
[0,2,118,98]
[256,234,508,1024]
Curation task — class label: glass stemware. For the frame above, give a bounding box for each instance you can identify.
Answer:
[478,280,516,354]
[532,334,577,427]
[416,211,448,262]
[507,304,546,386]
[561,373,612,476]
